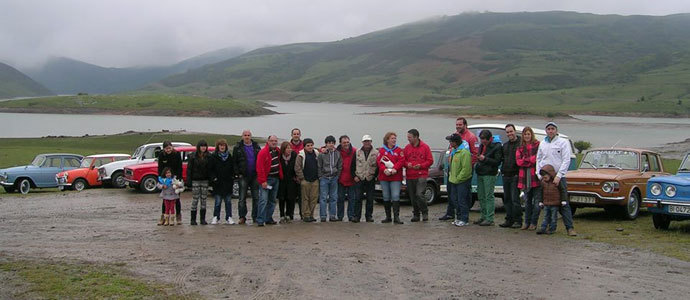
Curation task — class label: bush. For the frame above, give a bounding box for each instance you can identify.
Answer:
[574,140,592,153]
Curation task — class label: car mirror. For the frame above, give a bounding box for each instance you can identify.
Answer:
[642,163,649,172]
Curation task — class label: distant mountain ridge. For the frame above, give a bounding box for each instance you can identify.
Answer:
[0,62,53,99]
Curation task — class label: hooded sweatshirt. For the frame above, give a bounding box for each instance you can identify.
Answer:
[317,148,342,179]
[337,144,357,186]
[540,164,567,206]
[403,139,434,180]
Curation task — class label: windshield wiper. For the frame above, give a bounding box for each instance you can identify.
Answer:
[678,168,689,171]
[582,161,597,170]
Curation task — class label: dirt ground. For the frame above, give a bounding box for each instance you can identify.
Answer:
[1,189,689,299]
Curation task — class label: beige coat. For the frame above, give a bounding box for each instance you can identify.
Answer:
[355,147,378,181]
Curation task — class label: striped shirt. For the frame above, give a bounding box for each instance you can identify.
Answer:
[269,148,280,177]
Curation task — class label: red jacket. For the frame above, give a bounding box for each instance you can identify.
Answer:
[289,140,304,153]
[516,140,540,190]
[256,144,283,184]
[460,130,479,164]
[403,140,434,180]
[338,145,357,186]
[377,146,405,182]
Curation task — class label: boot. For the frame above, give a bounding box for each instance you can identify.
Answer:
[393,202,403,224]
[200,209,208,225]
[190,210,197,225]
[410,213,420,222]
[176,213,182,225]
[382,202,392,223]
[422,212,429,222]
[163,214,170,226]
[157,214,165,226]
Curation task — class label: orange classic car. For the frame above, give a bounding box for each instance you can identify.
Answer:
[56,154,131,191]
[565,148,669,220]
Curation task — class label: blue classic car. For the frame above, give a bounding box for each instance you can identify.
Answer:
[0,153,84,194]
[643,152,690,229]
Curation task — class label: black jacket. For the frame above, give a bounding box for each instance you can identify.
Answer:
[209,150,234,196]
[186,151,211,183]
[278,151,298,201]
[475,142,503,176]
[157,150,183,179]
[501,139,520,177]
[232,140,261,177]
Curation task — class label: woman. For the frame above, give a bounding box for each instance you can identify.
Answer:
[209,139,235,225]
[377,132,405,224]
[516,127,541,230]
[187,140,211,225]
[278,141,298,223]
[157,141,182,226]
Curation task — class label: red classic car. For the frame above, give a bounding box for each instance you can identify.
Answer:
[124,146,215,193]
[56,154,131,191]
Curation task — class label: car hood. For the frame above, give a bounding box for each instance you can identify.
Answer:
[101,158,140,170]
[566,169,638,181]
[126,162,157,171]
[57,168,89,177]
[648,173,690,187]
[1,165,39,174]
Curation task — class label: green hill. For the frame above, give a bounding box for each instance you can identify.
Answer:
[0,62,53,99]
[145,11,690,116]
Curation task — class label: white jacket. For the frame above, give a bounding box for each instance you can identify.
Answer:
[536,135,571,179]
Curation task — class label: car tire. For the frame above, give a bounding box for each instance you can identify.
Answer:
[140,175,159,193]
[424,182,438,206]
[16,178,31,195]
[73,178,87,192]
[3,186,15,193]
[652,213,671,230]
[621,190,641,220]
[111,171,126,189]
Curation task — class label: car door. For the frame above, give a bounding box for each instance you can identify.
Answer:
[86,158,108,185]
[141,146,162,164]
[36,156,63,187]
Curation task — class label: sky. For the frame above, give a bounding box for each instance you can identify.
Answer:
[1,0,689,69]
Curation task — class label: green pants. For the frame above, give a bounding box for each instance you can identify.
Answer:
[476,175,496,222]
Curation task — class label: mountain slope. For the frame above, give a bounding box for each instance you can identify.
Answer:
[0,62,53,99]
[146,11,690,109]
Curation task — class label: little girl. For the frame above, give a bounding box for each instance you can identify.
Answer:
[158,167,179,226]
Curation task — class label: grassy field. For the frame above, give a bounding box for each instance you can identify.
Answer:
[0,94,275,117]
[0,259,196,299]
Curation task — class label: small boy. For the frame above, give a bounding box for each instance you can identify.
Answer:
[537,164,567,234]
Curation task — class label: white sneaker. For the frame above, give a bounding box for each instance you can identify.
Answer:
[226,217,235,225]
[454,220,468,227]
[211,216,219,225]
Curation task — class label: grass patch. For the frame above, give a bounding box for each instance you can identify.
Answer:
[0,259,194,299]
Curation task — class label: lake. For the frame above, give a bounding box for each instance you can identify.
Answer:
[2,101,689,149]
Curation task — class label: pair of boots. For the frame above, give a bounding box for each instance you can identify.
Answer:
[381,202,403,224]
[190,209,207,225]
[158,213,181,226]
[162,214,175,226]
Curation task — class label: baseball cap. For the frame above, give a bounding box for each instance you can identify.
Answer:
[361,134,373,142]
[445,133,462,143]
[545,122,558,129]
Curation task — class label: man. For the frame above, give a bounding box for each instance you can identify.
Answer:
[337,135,358,222]
[537,122,577,236]
[354,135,378,222]
[446,133,472,227]
[289,128,304,153]
[255,135,283,227]
[295,138,319,222]
[500,124,522,228]
[318,135,342,222]
[474,130,503,226]
[403,129,434,222]
[233,130,261,225]
[440,117,479,220]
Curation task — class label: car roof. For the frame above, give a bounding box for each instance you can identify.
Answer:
[468,124,569,139]
[39,153,84,157]
[84,154,131,158]
[586,148,659,155]
[140,142,191,147]
[174,146,216,152]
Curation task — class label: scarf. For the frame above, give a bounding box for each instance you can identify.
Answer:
[158,177,172,186]
[219,150,229,161]
[382,144,399,155]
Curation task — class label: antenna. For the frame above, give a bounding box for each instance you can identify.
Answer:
[611,139,622,148]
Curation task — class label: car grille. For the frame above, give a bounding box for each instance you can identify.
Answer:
[57,177,67,184]
[98,168,106,177]
[125,169,133,178]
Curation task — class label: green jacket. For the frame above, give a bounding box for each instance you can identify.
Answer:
[449,147,472,184]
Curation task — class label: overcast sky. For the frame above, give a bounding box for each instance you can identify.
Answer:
[1,0,689,69]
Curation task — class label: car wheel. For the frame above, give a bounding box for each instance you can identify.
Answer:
[424,183,438,205]
[17,178,31,194]
[4,186,15,193]
[73,179,87,192]
[621,190,640,220]
[111,171,126,189]
[652,213,671,230]
[140,175,158,193]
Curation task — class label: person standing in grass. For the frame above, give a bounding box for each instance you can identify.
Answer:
[403,129,434,222]
[295,138,319,223]
[157,141,182,225]
[499,124,522,229]
[354,135,378,223]
[446,133,472,227]
[209,139,235,225]
[318,135,342,222]
[474,130,503,226]
[377,132,405,224]
[278,141,298,223]
[233,130,261,225]
[187,140,211,225]
[517,126,541,230]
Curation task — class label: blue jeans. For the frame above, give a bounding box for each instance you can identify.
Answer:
[213,194,232,219]
[319,177,338,219]
[523,186,542,226]
[445,183,456,217]
[559,178,574,230]
[380,181,401,202]
[338,183,358,220]
[238,175,259,221]
[502,175,522,224]
[452,179,471,222]
[257,177,279,225]
[541,206,558,232]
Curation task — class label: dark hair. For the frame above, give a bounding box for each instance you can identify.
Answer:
[339,135,350,143]
[215,139,228,151]
[505,124,516,131]
[325,135,336,144]
[280,141,291,154]
[291,128,301,135]
[161,167,172,177]
[479,130,492,140]
[196,140,208,157]
[407,129,419,138]
[456,117,468,126]
[304,138,314,146]
[162,141,173,148]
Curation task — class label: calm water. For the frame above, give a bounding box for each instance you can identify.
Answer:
[2,101,688,149]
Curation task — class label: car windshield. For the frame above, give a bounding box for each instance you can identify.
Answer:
[80,158,94,168]
[131,146,144,159]
[30,155,46,166]
[581,150,639,170]
[679,153,690,173]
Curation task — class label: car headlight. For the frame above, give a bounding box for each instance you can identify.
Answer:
[665,185,677,198]
[602,181,619,193]
[650,183,662,196]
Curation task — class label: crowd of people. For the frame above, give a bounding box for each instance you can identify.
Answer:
[154,117,577,236]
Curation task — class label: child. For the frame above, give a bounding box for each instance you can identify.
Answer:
[158,167,179,226]
[537,164,567,234]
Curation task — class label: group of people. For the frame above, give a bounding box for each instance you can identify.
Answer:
[154,117,577,236]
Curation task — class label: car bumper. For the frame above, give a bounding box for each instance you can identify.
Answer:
[644,198,690,219]
[0,180,13,187]
[124,178,139,184]
[568,191,626,206]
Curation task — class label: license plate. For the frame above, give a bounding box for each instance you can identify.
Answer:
[570,195,596,204]
[668,205,690,215]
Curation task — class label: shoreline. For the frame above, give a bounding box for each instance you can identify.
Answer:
[0,107,277,118]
